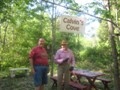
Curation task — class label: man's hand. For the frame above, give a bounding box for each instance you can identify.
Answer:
[62,58,69,63]
[69,66,74,71]
[31,68,35,74]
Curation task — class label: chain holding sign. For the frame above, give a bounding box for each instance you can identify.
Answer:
[59,15,85,34]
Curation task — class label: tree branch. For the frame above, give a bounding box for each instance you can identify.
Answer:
[42,0,120,30]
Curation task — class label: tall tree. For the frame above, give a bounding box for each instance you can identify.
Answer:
[103,0,120,89]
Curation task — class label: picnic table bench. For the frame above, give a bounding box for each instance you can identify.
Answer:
[50,69,111,90]
[69,81,89,90]
[9,68,29,78]
[71,69,112,90]
[50,76,89,90]
[97,77,111,90]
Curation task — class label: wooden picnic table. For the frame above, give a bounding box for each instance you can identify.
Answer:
[71,69,105,90]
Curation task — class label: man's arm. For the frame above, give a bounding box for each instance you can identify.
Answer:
[29,49,35,74]
[54,50,65,64]
[29,58,36,74]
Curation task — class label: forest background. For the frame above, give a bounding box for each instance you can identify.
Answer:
[0,0,120,90]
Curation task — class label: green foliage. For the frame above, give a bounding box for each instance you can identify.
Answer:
[0,0,117,83]
[80,46,112,70]
[97,21,109,44]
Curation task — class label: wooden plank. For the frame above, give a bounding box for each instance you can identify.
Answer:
[97,78,111,82]
[97,77,111,90]
[69,81,88,90]
[50,76,88,90]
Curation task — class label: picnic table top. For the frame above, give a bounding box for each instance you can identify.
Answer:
[72,69,105,78]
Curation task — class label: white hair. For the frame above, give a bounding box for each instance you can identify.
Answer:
[39,38,45,42]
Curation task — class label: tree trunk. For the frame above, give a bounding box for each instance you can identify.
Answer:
[104,0,120,89]
[50,0,56,76]
[108,19,120,90]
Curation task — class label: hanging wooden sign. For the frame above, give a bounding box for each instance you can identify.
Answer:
[59,15,85,34]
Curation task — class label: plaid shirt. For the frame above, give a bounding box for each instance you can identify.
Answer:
[29,46,48,65]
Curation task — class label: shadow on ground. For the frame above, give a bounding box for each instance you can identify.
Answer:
[0,75,58,90]
[0,75,113,90]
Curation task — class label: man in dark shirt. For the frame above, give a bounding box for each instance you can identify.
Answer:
[29,38,49,90]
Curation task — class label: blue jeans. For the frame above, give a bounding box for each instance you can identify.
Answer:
[34,65,48,87]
